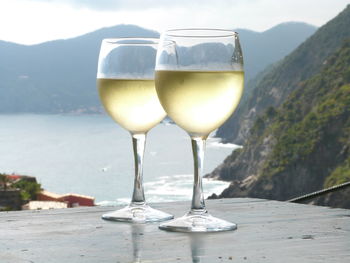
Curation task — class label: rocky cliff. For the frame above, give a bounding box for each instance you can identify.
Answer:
[207,7,350,209]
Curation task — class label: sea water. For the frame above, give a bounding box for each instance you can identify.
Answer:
[0,114,240,205]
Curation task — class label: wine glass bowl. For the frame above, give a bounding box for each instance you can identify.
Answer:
[97,39,166,134]
[155,29,244,232]
[155,70,244,137]
[97,38,173,223]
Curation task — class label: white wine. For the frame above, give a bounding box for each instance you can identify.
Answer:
[98,78,166,133]
[155,70,244,137]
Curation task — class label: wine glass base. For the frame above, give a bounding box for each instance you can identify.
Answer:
[159,211,237,233]
[102,204,174,223]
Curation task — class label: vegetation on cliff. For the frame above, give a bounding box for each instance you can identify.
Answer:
[261,42,350,181]
[12,179,42,202]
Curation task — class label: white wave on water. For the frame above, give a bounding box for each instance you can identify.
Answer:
[207,137,242,149]
[97,174,230,206]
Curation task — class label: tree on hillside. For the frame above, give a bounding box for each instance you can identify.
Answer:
[0,173,9,191]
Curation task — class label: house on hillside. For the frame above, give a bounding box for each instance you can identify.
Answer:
[37,190,95,208]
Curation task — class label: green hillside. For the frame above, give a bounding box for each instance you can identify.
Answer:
[208,39,350,208]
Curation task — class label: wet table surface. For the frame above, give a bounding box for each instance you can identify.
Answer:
[1,198,350,263]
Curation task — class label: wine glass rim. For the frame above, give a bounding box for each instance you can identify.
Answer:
[102,37,158,45]
[163,28,238,38]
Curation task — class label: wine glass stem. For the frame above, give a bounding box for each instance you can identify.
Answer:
[131,133,146,206]
[190,137,207,213]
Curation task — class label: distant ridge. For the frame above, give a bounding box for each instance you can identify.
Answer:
[236,22,317,80]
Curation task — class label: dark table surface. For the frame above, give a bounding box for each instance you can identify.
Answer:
[1,198,349,263]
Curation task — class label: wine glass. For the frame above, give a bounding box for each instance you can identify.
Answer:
[97,38,173,222]
[155,29,244,232]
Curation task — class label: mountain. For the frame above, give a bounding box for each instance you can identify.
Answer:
[0,25,159,113]
[217,6,350,144]
[207,5,350,209]
[0,23,316,113]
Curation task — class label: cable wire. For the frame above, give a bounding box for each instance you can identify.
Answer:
[288,181,350,203]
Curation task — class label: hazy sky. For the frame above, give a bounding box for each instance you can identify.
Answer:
[0,0,349,45]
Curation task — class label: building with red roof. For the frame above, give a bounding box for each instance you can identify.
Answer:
[37,190,95,207]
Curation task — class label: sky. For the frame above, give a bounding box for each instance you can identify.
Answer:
[0,0,349,45]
